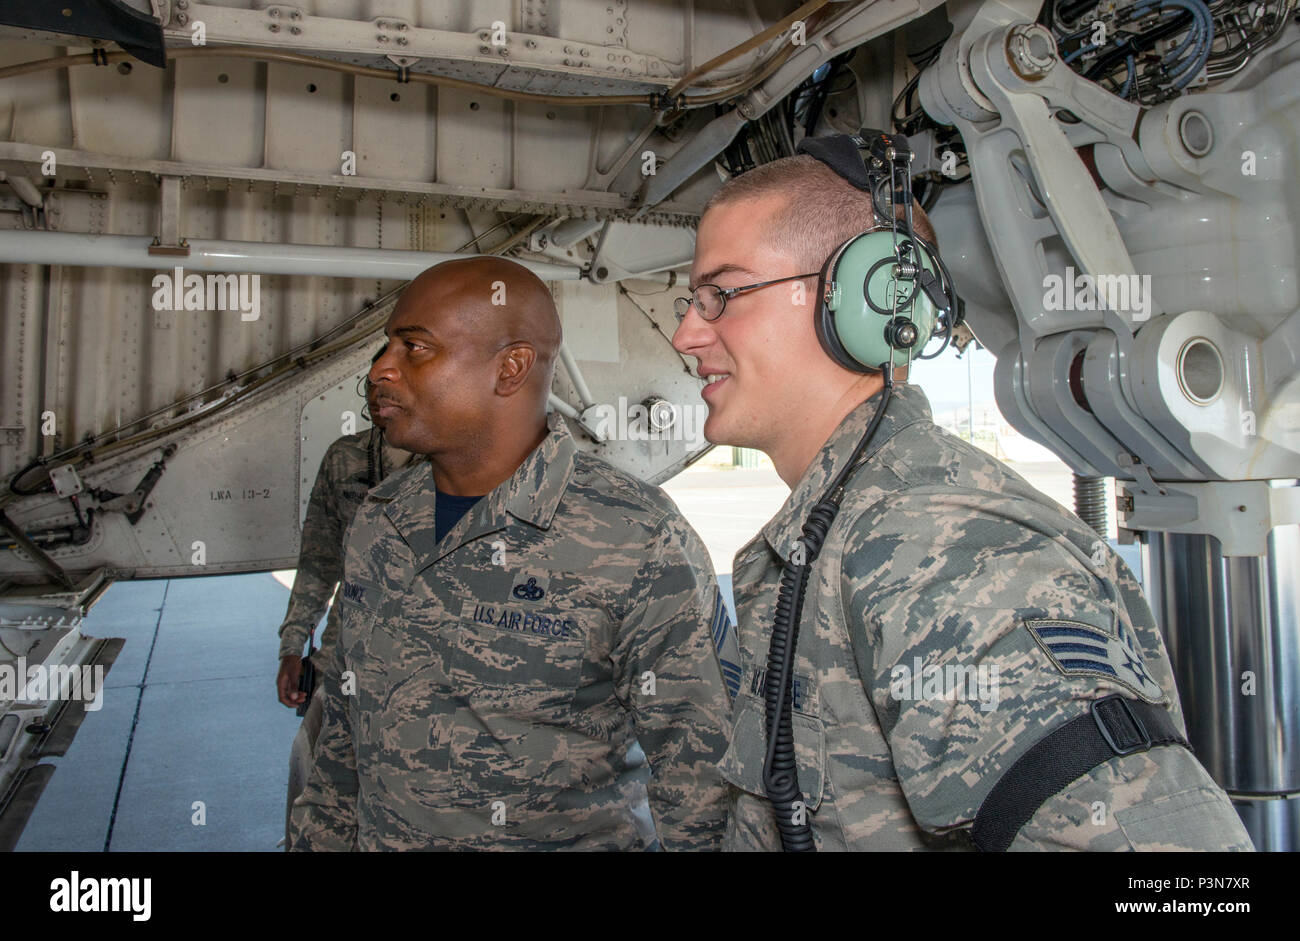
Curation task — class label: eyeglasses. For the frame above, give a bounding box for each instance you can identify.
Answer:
[673,272,820,323]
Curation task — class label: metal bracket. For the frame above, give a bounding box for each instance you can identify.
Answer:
[147,176,188,257]
[47,465,82,499]
[94,446,174,525]
[1118,480,1300,556]
[1117,452,1167,496]
[0,511,75,591]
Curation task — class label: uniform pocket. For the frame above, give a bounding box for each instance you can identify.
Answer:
[1115,784,1253,851]
[446,608,587,790]
[717,691,826,812]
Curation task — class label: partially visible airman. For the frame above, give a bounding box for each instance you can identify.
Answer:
[276,348,414,846]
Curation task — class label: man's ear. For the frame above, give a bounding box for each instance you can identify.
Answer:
[496,344,538,396]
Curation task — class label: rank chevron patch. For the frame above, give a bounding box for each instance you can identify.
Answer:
[1025,617,1165,704]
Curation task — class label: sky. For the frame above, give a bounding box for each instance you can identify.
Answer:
[909,341,1000,416]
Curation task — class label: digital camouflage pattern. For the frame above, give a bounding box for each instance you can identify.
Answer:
[282,427,413,846]
[720,382,1254,852]
[276,428,413,665]
[290,412,738,851]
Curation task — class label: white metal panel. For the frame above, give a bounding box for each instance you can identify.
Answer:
[556,280,619,362]
[351,74,437,180]
[0,0,888,585]
[265,61,351,173]
[0,42,74,147]
[66,47,171,159]
[435,86,511,188]
[512,100,592,192]
[171,56,266,167]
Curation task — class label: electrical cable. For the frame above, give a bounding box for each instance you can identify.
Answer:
[616,286,695,372]
[916,322,952,359]
[1069,0,1220,101]
[763,367,896,852]
[1065,41,1103,62]
[910,230,960,360]
[665,0,830,98]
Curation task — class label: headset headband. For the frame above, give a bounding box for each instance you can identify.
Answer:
[793,130,960,371]
[795,133,876,192]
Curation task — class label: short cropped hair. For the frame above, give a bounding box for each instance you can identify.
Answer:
[701,154,937,273]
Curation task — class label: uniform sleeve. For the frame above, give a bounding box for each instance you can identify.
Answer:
[840,488,1252,850]
[612,514,734,851]
[1011,746,1254,850]
[277,446,346,660]
[288,621,359,851]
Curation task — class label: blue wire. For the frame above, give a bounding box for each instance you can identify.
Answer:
[1173,0,1214,89]
[1120,53,1136,97]
[1131,0,1214,90]
[1163,12,1202,62]
[1175,0,1211,88]
[1065,42,1102,63]
[1067,0,1215,95]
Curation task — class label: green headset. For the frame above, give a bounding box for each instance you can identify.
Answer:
[799,131,958,373]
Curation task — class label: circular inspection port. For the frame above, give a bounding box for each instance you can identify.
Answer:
[1177,337,1224,404]
[1179,110,1214,157]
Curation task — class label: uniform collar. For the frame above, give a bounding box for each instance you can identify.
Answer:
[496,410,578,528]
[759,382,933,558]
[373,411,577,566]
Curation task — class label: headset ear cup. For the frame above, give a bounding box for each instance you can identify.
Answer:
[815,240,877,374]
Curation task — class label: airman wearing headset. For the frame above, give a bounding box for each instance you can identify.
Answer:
[671,133,1253,852]
[276,346,415,847]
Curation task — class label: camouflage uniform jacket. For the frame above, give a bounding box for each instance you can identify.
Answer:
[276,428,410,664]
[290,412,736,851]
[720,383,1254,851]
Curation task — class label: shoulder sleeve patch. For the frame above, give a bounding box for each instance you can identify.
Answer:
[711,589,742,701]
[1025,617,1165,704]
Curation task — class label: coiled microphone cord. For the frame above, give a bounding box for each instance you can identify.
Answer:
[763,369,895,851]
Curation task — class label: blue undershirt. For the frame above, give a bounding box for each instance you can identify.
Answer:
[435,489,484,543]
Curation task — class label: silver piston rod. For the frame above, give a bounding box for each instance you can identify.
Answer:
[1142,502,1300,851]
